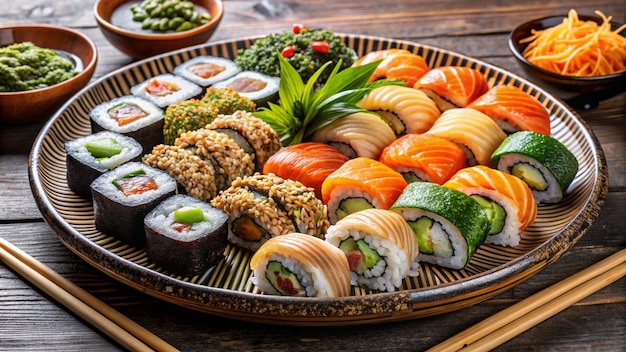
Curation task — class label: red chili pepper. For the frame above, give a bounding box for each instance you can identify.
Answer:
[311,40,330,54]
[281,45,295,58]
[292,23,308,34]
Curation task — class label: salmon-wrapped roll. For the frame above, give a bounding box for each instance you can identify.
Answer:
[250,232,351,297]
[380,133,467,184]
[415,66,489,111]
[354,49,429,86]
[311,112,396,159]
[427,108,507,166]
[325,209,419,292]
[357,85,441,135]
[444,166,537,247]
[322,157,407,224]
[263,142,349,199]
[468,85,551,135]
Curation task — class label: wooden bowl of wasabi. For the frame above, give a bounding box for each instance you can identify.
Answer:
[0,24,98,126]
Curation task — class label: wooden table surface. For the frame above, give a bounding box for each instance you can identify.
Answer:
[1,0,625,351]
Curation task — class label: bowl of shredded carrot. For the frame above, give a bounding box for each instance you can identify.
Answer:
[509,9,626,108]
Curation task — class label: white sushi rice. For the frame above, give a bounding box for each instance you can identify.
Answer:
[251,254,316,297]
[211,71,279,101]
[130,74,202,108]
[497,154,562,204]
[173,56,241,87]
[89,95,164,133]
[65,131,142,172]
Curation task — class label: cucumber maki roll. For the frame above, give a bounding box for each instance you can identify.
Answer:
[65,131,143,198]
[91,162,177,246]
[491,131,579,204]
[173,56,241,87]
[390,182,490,270]
[144,194,228,276]
[130,74,202,108]
[211,71,279,106]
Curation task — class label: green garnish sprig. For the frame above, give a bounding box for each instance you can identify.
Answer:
[253,53,404,146]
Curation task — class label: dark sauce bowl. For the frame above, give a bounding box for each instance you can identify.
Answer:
[509,14,626,109]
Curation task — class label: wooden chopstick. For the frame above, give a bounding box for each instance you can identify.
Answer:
[427,248,626,352]
[0,237,179,352]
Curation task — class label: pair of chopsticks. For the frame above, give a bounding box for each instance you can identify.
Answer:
[0,237,179,352]
[428,248,626,351]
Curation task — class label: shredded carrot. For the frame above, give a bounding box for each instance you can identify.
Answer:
[520,9,626,77]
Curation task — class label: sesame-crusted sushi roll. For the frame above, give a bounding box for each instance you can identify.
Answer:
[173,56,241,87]
[130,74,203,108]
[163,99,219,145]
[91,162,177,246]
[212,71,280,106]
[390,182,490,270]
[89,95,164,150]
[142,144,219,201]
[144,194,229,276]
[211,173,329,252]
[65,131,143,198]
[491,131,579,204]
[250,232,352,297]
[325,209,419,292]
[206,110,282,171]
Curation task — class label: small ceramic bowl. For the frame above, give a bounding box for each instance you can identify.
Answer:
[509,14,626,109]
[0,24,98,125]
[94,0,224,60]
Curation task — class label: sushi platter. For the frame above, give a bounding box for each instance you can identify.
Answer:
[29,34,607,325]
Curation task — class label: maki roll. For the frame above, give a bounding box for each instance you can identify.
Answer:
[91,162,177,246]
[250,232,352,297]
[491,131,579,204]
[144,194,229,276]
[65,131,143,198]
[379,133,467,185]
[201,87,257,115]
[444,165,537,247]
[414,66,489,111]
[354,49,429,86]
[173,56,241,87]
[311,112,396,159]
[325,209,419,292]
[390,182,490,270]
[211,71,280,106]
[89,95,164,150]
[206,110,282,171]
[357,85,441,136]
[211,173,329,252]
[322,157,408,224]
[130,74,202,108]
[163,99,219,145]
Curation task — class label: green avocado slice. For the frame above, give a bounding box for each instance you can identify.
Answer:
[336,198,374,221]
[266,261,306,296]
[470,195,506,235]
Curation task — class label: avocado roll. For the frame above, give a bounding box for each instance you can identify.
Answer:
[211,71,279,106]
[250,232,352,297]
[491,131,579,204]
[390,182,490,270]
[144,194,228,276]
[91,162,177,246]
[130,74,203,108]
[89,95,164,151]
[325,209,419,292]
[65,131,143,198]
[173,56,241,87]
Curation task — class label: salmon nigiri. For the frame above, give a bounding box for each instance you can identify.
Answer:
[321,157,408,224]
[380,133,467,184]
[468,85,551,135]
[414,66,489,111]
[263,142,349,199]
[444,165,537,247]
[354,49,429,86]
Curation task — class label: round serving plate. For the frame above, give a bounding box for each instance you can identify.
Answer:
[29,34,608,326]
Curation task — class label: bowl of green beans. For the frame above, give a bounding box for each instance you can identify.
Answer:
[94,0,224,59]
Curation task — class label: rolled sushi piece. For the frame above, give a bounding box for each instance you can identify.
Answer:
[325,209,419,292]
[173,56,241,87]
[130,74,203,108]
[200,87,257,115]
[65,131,143,198]
[357,85,441,135]
[206,110,282,171]
[211,71,280,106]
[311,112,396,159]
[414,66,489,112]
[491,131,579,204]
[390,182,490,270]
[91,162,177,246]
[144,194,229,276]
[163,99,219,145]
[468,85,551,135]
[250,232,352,297]
[379,133,467,185]
[322,157,408,224]
[210,173,330,252]
[426,108,507,166]
[89,95,164,151]
[443,165,537,247]
[354,49,429,87]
